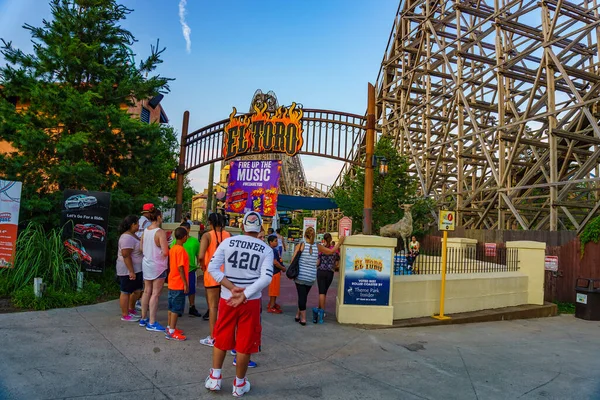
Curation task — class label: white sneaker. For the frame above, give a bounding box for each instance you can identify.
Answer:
[205,369,222,391]
[199,336,215,347]
[135,300,142,311]
[232,378,251,397]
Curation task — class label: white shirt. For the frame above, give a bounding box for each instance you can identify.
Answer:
[207,234,274,301]
[141,227,168,280]
[136,215,150,238]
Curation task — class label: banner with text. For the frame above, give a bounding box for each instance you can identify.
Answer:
[226,160,282,217]
[343,246,392,306]
[0,180,22,268]
[61,189,111,273]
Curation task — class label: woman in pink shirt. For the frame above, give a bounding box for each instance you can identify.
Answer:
[116,215,144,321]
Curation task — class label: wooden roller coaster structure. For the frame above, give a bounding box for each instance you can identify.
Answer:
[373,0,600,232]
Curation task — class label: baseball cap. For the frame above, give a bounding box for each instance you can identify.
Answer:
[141,203,154,213]
[243,211,262,233]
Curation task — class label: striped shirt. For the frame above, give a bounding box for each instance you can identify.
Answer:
[297,241,319,284]
[207,235,274,301]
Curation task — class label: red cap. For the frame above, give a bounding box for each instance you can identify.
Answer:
[141,203,154,213]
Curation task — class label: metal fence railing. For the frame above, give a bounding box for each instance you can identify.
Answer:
[394,238,519,275]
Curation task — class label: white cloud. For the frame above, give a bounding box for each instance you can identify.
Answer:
[178,0,192,54]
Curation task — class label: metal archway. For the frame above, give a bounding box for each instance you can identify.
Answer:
[181,108,367,173]
[174,85,379,234]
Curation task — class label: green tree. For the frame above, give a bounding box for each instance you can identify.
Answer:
[333,136,434,236]
[0,0,183,227]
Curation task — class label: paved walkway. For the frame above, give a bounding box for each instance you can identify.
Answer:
[1,280,599,400]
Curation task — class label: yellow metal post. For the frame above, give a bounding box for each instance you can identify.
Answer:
[433,230,451,320]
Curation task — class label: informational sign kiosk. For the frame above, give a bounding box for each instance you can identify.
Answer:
[336,234,397,326]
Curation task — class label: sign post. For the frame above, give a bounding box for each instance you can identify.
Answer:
[0,180,22,268]
[61,189,111,273]
[434,210,455,320]
[338,216,352,237]
[303,217,317,236]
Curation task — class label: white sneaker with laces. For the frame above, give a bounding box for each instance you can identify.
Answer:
[199,336,215,347]
[205,369,222,391]
[232,378,251,397]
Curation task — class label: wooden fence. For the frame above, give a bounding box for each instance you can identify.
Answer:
[546,238,600,303]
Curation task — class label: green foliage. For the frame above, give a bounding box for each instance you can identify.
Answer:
[0,222,79,292]
[332,136,434,234]
[11,281,104,311]
[579,214,600,254]
[0,0,188,228]
[554,301,575,315]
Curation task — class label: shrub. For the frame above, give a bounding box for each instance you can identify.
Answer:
[579,215,600,255]
[11,282,104,311]
[0,223,79,292]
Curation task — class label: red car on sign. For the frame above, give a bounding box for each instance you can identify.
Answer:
[64,239,92,265]
[74,223,106,242]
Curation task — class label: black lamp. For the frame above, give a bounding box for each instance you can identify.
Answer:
[372,156,389,177]
[170,167,178,181]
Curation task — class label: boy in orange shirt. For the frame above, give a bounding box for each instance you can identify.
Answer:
[167,227,190,341]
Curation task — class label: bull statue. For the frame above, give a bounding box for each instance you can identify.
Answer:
[380,203,413,251]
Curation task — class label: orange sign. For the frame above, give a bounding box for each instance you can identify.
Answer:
[0,180,22,268]
[223,102,304,160]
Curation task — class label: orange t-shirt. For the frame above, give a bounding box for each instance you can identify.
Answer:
[168,244,190,290]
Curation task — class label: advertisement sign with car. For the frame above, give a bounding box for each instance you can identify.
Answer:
[0,180,22,268]
[61,189,111,273]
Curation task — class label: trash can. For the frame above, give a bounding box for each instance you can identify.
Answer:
[575,278,600,321]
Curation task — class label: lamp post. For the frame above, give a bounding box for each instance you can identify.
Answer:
[169,167,178,181]
[373,156,389,177]
[363,83,376,235]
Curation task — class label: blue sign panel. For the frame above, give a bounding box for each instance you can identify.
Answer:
[343,247,392,306]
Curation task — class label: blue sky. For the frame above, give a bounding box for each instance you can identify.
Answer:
[0,0,398,192]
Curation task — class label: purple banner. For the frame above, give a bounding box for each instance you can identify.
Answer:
[226,160,282,217]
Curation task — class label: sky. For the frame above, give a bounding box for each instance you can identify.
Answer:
[0,0,399,192]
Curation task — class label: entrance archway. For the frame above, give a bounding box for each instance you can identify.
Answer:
[174,84,378,234]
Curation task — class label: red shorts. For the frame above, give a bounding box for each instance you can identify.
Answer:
[214,297,262,354]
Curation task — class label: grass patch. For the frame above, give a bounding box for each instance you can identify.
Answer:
[554,302,576,314]
[8,278,118,311]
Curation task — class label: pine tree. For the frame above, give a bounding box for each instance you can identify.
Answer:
[0,0,179,226]
[332,136,435,236]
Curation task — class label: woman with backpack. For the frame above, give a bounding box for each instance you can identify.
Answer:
[293,227,344,325]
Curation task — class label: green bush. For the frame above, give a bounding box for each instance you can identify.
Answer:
[554,302,576,315]
[11,282,104,311]
[579,215,600,255]
[0,223,79,292]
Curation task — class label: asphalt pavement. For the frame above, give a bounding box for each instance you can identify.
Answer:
[0,279,599,400]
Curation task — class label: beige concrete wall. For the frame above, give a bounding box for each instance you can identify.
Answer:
[392,272,529,320]
[391,240,546,320]
[507,241,546,305]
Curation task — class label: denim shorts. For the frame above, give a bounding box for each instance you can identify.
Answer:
[168,290,185,316]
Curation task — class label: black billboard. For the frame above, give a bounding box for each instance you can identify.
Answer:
[61,190,111,273]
